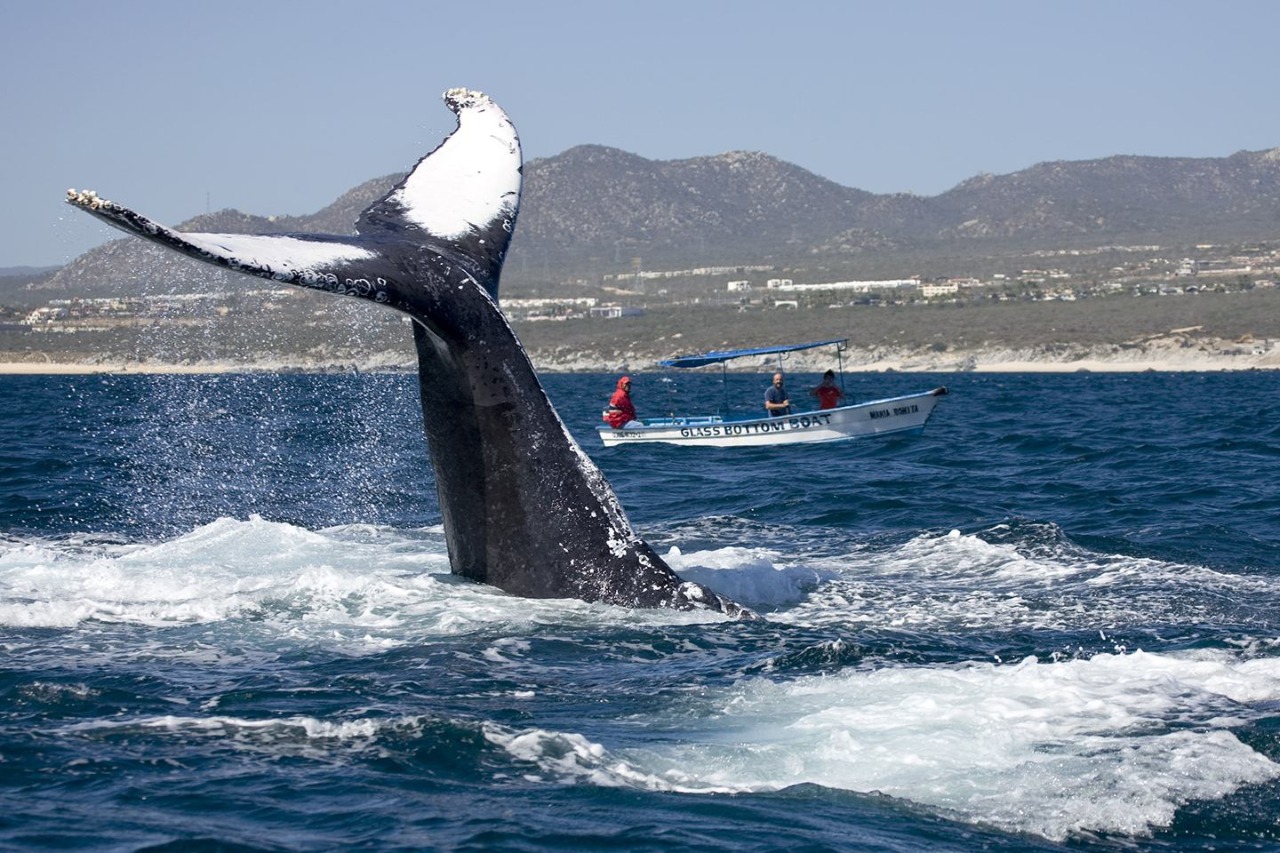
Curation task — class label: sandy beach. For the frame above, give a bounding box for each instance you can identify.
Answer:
[3,337,1277,376]
[523,335,1280,374]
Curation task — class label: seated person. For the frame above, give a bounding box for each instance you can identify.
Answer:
[603,375,640,428]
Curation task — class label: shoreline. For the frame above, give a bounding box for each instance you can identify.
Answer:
[2,349,1278,376]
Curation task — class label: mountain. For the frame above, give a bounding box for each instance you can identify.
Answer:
[932,148,1280,242]
[40,145,1280,295]
[512,145,1280,269]
[514,145,875,268]
[0,265,60,277]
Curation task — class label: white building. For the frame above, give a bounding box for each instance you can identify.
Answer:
[768,278,919,293]
[920,282,959,298]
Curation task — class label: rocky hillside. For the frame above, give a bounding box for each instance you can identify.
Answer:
[515,145,876,267]
[933,148,1280,242]
[41,144,1280,296]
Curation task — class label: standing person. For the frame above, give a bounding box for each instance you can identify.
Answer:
[810,369,845,410]
[764,372,791,417]
[603,375,639,428]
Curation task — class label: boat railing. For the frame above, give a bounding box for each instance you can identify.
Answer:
[626,414,725,428]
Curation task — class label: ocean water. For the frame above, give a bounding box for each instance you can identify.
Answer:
[2,369,1279,851]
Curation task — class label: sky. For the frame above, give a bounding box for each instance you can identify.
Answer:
[4,0,1280,269]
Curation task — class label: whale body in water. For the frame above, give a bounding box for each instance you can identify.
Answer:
[67,88,744,616]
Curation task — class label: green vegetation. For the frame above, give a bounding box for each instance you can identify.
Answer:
[510,289,1280,366]
[2,286,1278,369]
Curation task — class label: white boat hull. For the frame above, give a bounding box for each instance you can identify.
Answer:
[598,388,948,447]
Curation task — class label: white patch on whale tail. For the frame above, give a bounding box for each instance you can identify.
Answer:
[384,88,522,240]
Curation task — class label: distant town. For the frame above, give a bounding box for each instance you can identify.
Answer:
[2,239,1278,370]
[499,241,1278,322]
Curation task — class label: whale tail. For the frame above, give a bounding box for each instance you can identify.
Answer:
[66,88,747,618]
[65,87,520,306]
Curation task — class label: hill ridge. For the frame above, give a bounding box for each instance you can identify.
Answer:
[41,144,1280,294]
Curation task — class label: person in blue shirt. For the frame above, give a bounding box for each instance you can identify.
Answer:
[764,372,791,416]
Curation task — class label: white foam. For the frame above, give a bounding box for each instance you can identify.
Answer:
[61,712,424,763]
[484,649,1280,841]
[6,521,1268,641]
[0,517,731,639]
[0,517,470,639]
[751,527,1280,633]
[11,521,1280,841]
[663,545,828,608]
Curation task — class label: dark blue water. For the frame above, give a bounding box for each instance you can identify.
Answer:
[3,370,1280,851]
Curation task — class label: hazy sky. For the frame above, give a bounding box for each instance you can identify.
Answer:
[5,0,1279,268]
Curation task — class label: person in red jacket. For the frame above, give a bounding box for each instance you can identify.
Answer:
[810,369,846,409]
[603,375,638,428]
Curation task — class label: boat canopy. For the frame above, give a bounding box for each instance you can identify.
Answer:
[659,338,848,369]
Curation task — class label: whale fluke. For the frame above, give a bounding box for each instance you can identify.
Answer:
[67,88,747,617]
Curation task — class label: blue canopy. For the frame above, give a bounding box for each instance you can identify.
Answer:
[659,338,848,369]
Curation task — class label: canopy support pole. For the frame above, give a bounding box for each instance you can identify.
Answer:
[836,340,848,394]
[720,362,728,416]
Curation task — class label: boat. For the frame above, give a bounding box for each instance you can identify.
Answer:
[597,339,948,448]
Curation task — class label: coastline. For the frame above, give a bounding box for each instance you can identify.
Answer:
[2,339,1278,376]
[529,335,1280,374]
